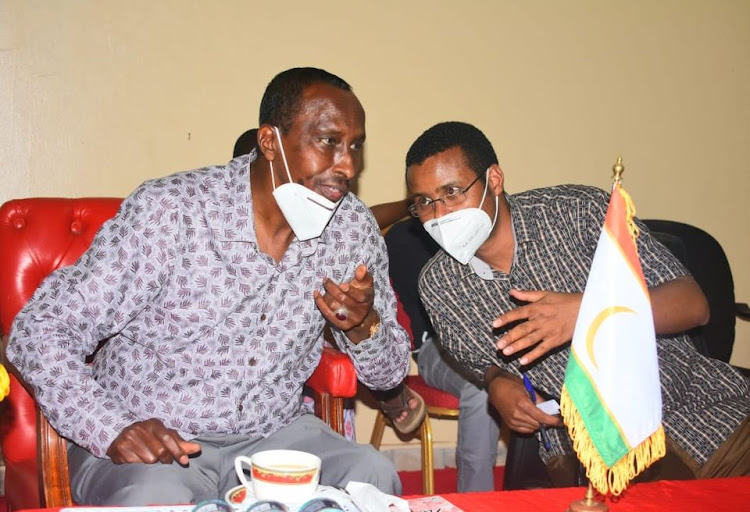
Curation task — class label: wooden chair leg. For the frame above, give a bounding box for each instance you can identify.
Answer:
[328,396,346,436]
[38,413,73,507]
[313,391,346,436]
[419,416,434,495]
[369,411,387,450]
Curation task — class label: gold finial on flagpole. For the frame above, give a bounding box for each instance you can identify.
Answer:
[612,156,624,184]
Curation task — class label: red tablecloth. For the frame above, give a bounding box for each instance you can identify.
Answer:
[413,476,750,511]
[17,477,750,512]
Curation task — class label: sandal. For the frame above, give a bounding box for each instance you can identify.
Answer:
[378,384,426,434]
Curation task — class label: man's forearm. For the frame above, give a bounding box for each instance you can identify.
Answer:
[483,364,517,388]
[650,275,709,334]
[7,327,132,458]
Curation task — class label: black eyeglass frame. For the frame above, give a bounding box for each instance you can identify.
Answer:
[408,173,483,218]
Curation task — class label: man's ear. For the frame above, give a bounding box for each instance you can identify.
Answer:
[257,125,278,162]
[487,164,505,196]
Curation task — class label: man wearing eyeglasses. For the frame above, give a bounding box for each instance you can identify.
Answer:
[405,121,750,485]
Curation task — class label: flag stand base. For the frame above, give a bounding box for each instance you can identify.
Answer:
[567,484,608,512]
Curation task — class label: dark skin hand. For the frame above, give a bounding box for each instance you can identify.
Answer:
[492,276,708,366]
[315,262,417,421]
[106,418,201,465]
[485,366,563,434]
[493,290,582,366]
[314,263,379,344]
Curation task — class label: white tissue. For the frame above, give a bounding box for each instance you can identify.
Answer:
[345,481,410,512]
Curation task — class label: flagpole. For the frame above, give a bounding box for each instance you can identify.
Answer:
[567,483,608,512]
[566,156,629,512]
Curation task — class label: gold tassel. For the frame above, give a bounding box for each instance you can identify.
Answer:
[560,388,666,496]
[617,183,640,244]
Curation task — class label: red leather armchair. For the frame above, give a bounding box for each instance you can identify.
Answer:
[0,198,357,511]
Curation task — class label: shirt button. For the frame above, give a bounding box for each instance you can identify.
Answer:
[260,314,266,321]
[249,357,257,366]
[237,403,244,412]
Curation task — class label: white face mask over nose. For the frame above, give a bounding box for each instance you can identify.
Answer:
[269,126,341,241]
[422,169,498,265]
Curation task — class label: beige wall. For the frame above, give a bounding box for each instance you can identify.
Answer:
[2,1,749,449]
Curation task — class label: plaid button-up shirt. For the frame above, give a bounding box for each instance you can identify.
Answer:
[420,184,749,465]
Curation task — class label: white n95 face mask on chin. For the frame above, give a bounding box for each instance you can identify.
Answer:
[422,170,498,265]
[270,126,341,241]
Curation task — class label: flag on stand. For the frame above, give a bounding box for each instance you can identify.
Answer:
[560,162,666,496]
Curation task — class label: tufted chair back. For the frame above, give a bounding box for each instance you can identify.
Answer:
[0,198,122,510]
[0,197,357,511]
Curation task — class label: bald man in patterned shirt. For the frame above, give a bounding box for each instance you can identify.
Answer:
[8,68,410,504]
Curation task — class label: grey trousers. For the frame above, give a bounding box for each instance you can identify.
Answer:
[417,337,501,492]
[68,413,401,505]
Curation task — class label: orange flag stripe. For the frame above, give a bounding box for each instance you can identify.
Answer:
[604,184,648,298]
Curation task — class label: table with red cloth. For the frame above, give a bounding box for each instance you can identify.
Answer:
[16,477,750,512]
[408,476,749,511]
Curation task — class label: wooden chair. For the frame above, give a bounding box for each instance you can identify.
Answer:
[0,197,357,510]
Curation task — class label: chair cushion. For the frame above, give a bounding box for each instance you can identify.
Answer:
[404,375,459,410]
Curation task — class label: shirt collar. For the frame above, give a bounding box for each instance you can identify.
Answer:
[468,257,494,280]
[216,153,255,243]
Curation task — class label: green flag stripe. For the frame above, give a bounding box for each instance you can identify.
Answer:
[565,352,630,467]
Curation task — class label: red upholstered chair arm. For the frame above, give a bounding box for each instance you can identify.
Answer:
[306,347,357,436]
[307,347,358,398]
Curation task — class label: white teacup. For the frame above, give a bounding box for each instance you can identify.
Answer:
[234,449,321,503]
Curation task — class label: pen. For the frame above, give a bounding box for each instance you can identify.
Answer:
[522,373,551,451]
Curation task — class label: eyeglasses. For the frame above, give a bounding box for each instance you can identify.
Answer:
[408,174,482,217]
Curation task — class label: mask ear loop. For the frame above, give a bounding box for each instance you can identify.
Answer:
[477,168,491,208]
[269,160,277,189]
[478,168,500,229]
[491,195,499,228]
[272,126,295,186]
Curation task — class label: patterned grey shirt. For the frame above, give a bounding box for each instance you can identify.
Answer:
[8,153,410,458]
[419,184,749,465]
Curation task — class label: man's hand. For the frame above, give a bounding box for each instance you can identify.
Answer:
[314,264,378,343]
[106,418,201,465]
[486,369,562,433]
[492,290,582,365]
